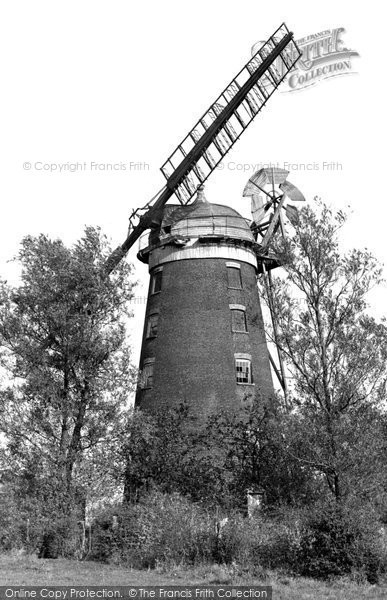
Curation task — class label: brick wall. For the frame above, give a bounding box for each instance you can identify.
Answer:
[135,247,274,421]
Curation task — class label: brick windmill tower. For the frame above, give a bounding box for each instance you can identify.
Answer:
[103,24,302,419]
[135,186,274,418]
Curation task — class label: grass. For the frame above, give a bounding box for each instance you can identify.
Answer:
[0,552,181,586]
[0,553,386,599]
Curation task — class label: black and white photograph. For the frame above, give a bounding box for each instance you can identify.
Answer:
[0,1,386,597]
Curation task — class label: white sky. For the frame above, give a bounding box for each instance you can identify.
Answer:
[0,0,386,368]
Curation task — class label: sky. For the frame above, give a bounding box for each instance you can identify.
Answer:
[0,0,386,369]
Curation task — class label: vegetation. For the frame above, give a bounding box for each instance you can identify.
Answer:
[264,201,387,504]
[3,553,387,598]
[0,227,136,555]
[1,202,387,590]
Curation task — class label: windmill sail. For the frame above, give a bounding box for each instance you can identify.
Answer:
[243,167,289,198]
[251,194,267,224]
[242,167,305,249]
[280,180,306,203]
[285,204,300,225]
[161,23,302,204]
[105,23,302,275]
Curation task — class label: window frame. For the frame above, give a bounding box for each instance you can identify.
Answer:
[226,262,242,290]
[141,358,155,389]
[150,267,163,295]
[235,359,252,384]
[229,304,248,333]
[234,353,254,385]
[146,311,159,339]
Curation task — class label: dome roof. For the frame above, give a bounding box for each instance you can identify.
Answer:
[162,194,254,242]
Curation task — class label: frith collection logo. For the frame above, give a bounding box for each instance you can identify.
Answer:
[252,27,359,92]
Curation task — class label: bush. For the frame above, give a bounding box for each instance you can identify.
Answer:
[90,492,303,573]
[250,512,302,570]
[89,493,387,582]
[0,495,25,551]
[89,490,217,568]
[0,491,85,557]
[214,507,301,571]
[37,516,83,559]
[295,503,387,583]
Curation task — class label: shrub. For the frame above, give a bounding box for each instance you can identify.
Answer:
[89,493,387,582]
[249,514,301,570]
[0,491,86,558]
[89,490,217,568]
[0,495,25,551]
[215,507,301,571]
[90,493,305,573]
[295,503,387,583]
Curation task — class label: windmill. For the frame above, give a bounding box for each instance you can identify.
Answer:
[101,24,303,416]
[243,167,306,403]
[104,23,302,274]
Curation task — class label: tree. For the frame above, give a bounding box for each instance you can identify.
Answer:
[264,200,387,503]
[122,401,316,510]
[121,404,238,507]
[0,227,136,544]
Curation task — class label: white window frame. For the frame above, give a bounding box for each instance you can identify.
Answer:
[234,353,253,385]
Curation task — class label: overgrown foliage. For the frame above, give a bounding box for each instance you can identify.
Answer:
[296,501,387,583]
[0,227,136,551]
[1,202,387,584]
[89,491,387,583]
[121,401,317,510]
[262,200,387,503]
[90,491,216,568]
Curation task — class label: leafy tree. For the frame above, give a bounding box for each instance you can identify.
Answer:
[122,401,316,510]
[199,400,319,508]
[121,405,210,504]
[0,227,136,541]
[263,200,387,503]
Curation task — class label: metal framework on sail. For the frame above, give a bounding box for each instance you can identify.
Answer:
[243,167,305,248]
[104,23,302,275]
[161,23,301,205]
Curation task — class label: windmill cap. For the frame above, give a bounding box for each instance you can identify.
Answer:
[162,195,254,242]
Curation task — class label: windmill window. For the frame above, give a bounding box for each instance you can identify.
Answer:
[151,268,163,294]
[226,263,242,289]
[230,304,247,333]
[140,358,155,389]
[235,359,252,384]
[146,313,159,338]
